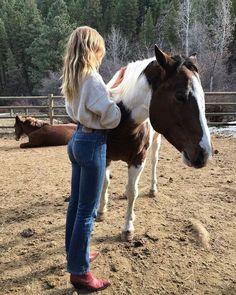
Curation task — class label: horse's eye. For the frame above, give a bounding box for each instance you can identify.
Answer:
[175,92,187,103]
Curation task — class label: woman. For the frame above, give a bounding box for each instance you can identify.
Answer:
[61,26,121,292]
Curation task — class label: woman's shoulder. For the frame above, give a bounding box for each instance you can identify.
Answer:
[84,71,106,91]
[88,71,104,83]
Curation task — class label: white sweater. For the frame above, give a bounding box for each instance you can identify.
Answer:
[65,71,121,129]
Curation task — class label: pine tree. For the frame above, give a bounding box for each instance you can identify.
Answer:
[36,0,51,19]
[137,0,157,29]
[101,0,117,33]
[162,0,179,50]
[140,8,155,46]
[233,0,236,13]
[28,0,72,93]
[0,0,42,94]
[82,0,102,31]
[67,0,77,24]
[0,1,23,95]
[5,48,24,95]
[21,0,42,92]
[1,0,24,64]
[116,0,139,40]
[0,18,8,92]
[228,0,236,83]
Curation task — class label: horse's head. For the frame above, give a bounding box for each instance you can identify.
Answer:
[14,115,24,141]
[149,46,212,169]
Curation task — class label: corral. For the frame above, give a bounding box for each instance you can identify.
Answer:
[1,134,235,295]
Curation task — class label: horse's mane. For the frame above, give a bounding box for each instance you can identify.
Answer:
[108,55,197,102]
[108,57,155,104]
[24,117,50,127]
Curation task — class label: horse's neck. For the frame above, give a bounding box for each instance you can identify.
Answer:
[126,73,153,124]
[22,123,39,135]
[131,61,164,124]
[111,59,162,125]
[111,71,153,125]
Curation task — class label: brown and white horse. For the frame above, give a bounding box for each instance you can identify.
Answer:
[14,116,77,148]
[97,46,212,241]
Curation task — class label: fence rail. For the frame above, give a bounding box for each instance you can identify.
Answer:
[204,92,236,125]
[0,92,235,130]
[0,94,65,128]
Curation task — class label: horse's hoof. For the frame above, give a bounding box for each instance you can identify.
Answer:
[20,143,28,148]
[96,212,106,222]
[149,189,157,198]
[121,231,134,242]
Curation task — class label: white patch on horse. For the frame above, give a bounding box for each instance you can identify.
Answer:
[129,74,152,124]
[191,75,212,156]
[108,58,155,124]
[150,132,161,196]
[123,163,145,236]
[96,168,110,221]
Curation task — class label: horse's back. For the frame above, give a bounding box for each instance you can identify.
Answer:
[30,124,76,146]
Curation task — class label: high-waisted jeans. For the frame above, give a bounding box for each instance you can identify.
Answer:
[66,124,107,275]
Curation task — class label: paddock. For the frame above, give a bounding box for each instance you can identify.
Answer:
[0,135,235,295]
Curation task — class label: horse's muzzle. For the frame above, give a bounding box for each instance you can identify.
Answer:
[182,148,210,169]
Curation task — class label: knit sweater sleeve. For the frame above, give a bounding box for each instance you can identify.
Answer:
[85,76,121,129]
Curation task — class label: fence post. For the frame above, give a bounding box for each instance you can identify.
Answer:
[48,94,54,125]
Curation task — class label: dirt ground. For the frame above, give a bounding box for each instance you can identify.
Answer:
[0,134,236,295]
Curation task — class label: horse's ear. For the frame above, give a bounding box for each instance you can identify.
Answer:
[155,45,169,70]
[189,53,197,64]
[15,115,21,122]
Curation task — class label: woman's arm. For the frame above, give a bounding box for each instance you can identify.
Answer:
[87,96,121,129]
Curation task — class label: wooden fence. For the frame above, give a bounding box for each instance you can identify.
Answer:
[0,92,235,130]
[0,94,66,128]
[204,92,236,125]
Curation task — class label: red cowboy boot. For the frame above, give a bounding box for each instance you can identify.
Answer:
[70,272,111,292]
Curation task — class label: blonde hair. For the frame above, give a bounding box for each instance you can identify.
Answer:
[61,26,105,101]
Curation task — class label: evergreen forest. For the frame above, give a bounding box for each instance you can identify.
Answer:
[0,0,235,96]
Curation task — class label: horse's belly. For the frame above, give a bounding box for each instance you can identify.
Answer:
[106,140,148,166]
[106,119,151,165]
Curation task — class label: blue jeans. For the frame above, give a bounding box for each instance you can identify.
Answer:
[66,124,107,275]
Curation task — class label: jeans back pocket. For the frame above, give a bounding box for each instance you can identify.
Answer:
[73,139,96,166]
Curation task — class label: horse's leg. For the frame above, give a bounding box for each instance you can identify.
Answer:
[121,162,145,241]
[19,132,43,148]
[96,165,110,222]
[149,133,161,197]
[20,142,35,148]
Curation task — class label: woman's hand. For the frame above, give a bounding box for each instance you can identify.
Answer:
[110,67,126,89]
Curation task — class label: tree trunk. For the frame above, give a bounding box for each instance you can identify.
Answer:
[210,76,214,92]
[185,0,190,56]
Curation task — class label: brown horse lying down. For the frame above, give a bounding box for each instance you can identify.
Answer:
[14,116,77,148]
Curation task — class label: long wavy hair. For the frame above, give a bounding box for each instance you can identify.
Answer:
[61,26,105,102]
